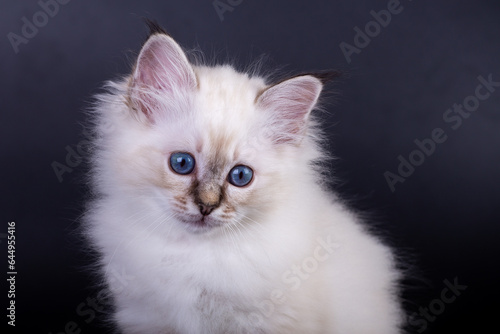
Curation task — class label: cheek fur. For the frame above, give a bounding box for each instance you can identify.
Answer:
[163,168,198,208]
[245,167,289,213]
[222,178,265,218]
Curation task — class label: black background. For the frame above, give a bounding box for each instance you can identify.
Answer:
[1,0,499,333]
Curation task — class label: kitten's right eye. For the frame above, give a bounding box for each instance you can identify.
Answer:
[228,165,253,187]
[169,152,195,175]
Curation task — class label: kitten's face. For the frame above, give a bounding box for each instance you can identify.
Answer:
[123,33,324,234]
[146,72,279,233]
[157,123,263,234]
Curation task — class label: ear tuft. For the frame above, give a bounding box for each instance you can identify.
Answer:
[143,18,168,38]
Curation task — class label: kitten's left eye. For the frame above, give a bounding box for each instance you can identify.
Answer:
[170,152,195,175]
[228,165,253,187]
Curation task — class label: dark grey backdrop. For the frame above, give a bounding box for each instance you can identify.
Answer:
[1,0,499,333]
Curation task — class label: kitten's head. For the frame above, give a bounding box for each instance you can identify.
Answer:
[100,29,336,235]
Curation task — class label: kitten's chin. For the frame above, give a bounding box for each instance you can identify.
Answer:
[178,215,222,233]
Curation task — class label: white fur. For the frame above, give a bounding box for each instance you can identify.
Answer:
[85,34,404,334]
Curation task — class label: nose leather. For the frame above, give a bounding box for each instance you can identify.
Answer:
[199,203,216,216]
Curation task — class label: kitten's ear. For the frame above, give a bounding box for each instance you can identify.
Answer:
[256,75,323,144]
[129,33,197,121]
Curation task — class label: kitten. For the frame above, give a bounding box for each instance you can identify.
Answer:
[85,21,405,334]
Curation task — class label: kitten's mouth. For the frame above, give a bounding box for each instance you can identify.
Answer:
[178,215,220,232]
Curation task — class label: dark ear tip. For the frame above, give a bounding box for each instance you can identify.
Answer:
[311,70,343,84]
[143,18,169,37]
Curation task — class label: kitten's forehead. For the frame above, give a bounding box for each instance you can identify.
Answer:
[194,65,265,122]
[193,65,266,167]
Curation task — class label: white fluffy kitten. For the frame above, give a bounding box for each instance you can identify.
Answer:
[85,22,405,334]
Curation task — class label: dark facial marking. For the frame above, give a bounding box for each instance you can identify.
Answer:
[174,195,188,205]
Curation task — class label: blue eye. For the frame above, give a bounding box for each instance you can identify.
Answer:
[170,152,195,175]
[228,165,253,187]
